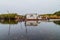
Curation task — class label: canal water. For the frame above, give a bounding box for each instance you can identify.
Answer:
[0,20,60,40]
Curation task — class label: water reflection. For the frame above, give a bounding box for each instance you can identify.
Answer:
[53,21,60,25]
[0,20,60,26]
[25,21,38,26]
[0,20,18,24]
[0,20,60,40]
[8,24,11,40]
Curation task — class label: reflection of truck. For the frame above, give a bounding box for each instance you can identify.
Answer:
[25,21,38,26]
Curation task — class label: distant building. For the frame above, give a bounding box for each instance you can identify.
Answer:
[38,15,48,20]
[25,14,49,21]
[38,15,43,19]
[25,14,38,21]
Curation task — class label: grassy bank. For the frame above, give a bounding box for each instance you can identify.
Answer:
[0,13,25,20]
[0,11,60,20]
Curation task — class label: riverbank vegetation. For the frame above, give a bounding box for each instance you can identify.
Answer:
[0,13,25,20]
[0,11,60,20]
[54,11,60,16]
[39,11,60,19]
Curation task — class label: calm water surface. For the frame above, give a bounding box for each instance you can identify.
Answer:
[0,21,60,40]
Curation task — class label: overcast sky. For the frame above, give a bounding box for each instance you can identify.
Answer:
[0,0,60,14]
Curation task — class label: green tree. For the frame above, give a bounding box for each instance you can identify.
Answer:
[54,11,60,16]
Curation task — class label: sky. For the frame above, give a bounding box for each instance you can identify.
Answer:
[0,0,60,15]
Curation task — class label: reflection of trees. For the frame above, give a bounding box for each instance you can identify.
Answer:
[8,24,11,40]
[53,21,60,25]
[0,20,18,24]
